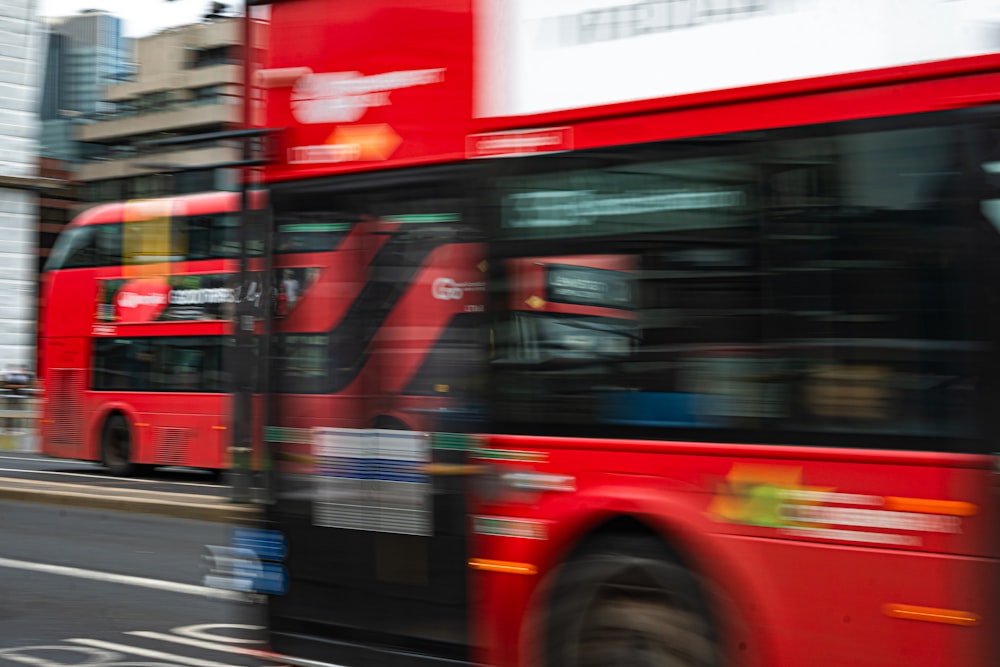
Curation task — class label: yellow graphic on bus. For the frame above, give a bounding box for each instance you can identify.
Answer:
[123,199,186,277]
[708,463,831,529]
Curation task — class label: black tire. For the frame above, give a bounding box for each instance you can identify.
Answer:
[101,414,136,477]
[543,535,718,667]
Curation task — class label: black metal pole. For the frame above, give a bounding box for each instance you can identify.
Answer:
[229,1,255,503]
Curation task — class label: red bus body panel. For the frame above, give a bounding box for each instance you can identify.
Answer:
[472,437,997,667]
[255,0,473,184]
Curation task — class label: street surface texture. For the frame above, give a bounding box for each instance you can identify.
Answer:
[0,500,269,667]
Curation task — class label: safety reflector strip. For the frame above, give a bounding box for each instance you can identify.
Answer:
[883,603,980,626]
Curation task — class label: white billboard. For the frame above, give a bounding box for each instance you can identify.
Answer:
[475,0,1000,118]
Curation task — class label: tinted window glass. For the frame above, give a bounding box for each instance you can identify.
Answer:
[766,128,980,443]
[93,336,228,392]
[118,212,259,264]
[150,337,227,392]
[490,115,996,453]
[45,223,123,270]
[271,334,329,394]
[93,337,151,390]
[275,213,352,253]
[185,213,241,259]
[95,223,123,265]
[45,225,96,270]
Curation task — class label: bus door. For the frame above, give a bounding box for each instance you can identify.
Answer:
[267,187,485,667]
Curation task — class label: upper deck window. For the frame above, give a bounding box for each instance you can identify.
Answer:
[45,209,258,270]
[44,223,123,270]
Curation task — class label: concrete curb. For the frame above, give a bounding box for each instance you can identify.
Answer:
[0,481,263,525]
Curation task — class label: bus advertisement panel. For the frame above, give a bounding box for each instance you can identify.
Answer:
[245,1,1000,667]
[254,0,473,183]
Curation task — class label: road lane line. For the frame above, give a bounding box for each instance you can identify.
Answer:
[66,638,242,667]
[127,632,263,657]
[0,644,118,665]
[173,624,264,644]
[0,557,246,601]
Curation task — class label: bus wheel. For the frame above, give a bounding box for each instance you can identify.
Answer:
[102,415,136,477]
[544,536,718,667]
[374,416,409,431]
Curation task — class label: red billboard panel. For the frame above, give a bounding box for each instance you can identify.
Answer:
[255,0,473,183]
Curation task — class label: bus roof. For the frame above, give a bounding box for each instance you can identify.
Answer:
[67,191,264,228]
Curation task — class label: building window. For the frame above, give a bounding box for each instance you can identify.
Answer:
[131,173,172,199]
[84,179,127,203]
[135,90,174,115]
[113,98,136,117]
[174,169,217,195]
[191,85,224,106]
[188,45,237,69]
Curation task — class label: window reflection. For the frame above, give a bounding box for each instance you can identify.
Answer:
[93,336,228,392]
[491,116,998,452]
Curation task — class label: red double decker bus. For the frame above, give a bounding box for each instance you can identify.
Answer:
[245,1,999,666]
[38,191,263,474]
[37,182,484,476]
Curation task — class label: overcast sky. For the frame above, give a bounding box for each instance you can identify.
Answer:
[37,0,235,38]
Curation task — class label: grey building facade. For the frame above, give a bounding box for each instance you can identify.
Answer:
[0,0,41,368]
[77,17,243,202]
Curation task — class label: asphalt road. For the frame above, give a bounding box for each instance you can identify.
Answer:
[0,500,270,666]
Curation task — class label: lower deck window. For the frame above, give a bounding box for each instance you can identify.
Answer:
[93,336,228,392]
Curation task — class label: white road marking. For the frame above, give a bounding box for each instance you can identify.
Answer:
[0,467,222,488]
[0,557,246,602]
[126,633,260,658]
[170,625,264,645]
[0,645,118,667]
[66,639,239,667]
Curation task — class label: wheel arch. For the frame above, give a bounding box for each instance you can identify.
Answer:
[372,413,412,431]
[516,490,777,667]
[560,514,689,567]
[89,402,142,462]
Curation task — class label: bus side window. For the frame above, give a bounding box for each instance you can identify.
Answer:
[185,215,210,260]
[93,338,152,391]
[184,214,241,260]
[972,125,1000,231]
[94,224,123,266]
[218,214,244,257]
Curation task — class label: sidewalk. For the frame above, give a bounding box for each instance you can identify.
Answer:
[0,401,262,523]
[0,397,39,453]
[0,475,262,525]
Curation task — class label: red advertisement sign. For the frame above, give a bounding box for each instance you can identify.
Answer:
[255,0,473,183]
[108,278,172,324]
